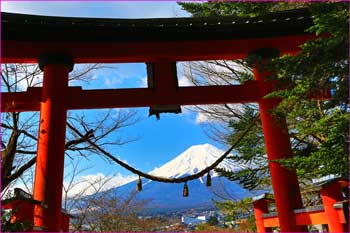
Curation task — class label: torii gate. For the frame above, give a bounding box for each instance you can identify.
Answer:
[1,9,325,232]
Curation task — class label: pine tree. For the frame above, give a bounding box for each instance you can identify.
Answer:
[179,2,349,191]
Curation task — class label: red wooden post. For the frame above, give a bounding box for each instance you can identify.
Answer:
[253,195,273,233]
[252,49,306,232]
[320,180,346,232]
[61,212,71,232]
[32,54,73,231]
[147,62,181,118]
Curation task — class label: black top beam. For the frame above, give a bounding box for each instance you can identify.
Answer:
[2,8,313,43]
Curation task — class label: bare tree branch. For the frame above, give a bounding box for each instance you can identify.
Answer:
[1,63,140,192]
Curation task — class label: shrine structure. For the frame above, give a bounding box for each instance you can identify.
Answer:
[1,8,346,232]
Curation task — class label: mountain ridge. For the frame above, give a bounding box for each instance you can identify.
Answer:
[108,143,251,213]
[148,143,242,179]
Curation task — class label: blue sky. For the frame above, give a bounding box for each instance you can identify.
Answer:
[1,1,190,18]
[2,2,224,183]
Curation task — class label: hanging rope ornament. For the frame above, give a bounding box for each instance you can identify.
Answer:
[67,114,259,197]
[183,182,189,197]
[206,172,212,187]
[137,176,142,191]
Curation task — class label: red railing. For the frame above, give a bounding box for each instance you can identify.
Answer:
[253,178,349,232]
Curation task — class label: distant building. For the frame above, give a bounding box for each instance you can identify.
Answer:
[181,215,208,225]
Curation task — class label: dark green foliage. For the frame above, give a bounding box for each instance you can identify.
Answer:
[227,108,263,162]
[214,197,256,231]
[215,106,270,190]
[215,197,253,220]
[180,2,349,189]
[207,216,219,226]
[1,210,32,232]
[179,2,306,17]
[270,3,349,179]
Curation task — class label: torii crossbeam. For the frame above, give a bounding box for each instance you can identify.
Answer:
[1,9,330,232]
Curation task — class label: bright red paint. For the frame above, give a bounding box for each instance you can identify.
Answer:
[253,199,273,233]
[254,66,307,232]
[2,200,70,232]
[1,16,337,232]
[320,181,346,232]
[1,81,264,112]
[258,179,348,231]
[32,64,69,231]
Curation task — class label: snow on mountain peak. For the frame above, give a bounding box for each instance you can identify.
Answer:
[149,143,241,178]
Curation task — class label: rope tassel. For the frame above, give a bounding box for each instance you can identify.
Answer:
[183,182,189,197]
[137,176,142,191]
[206,172,211,187]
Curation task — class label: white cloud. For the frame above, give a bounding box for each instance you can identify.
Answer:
[1,64,43,92]
[177,62,195,87]
[63,172,137,198]
[193,104,249,124]
[178,75,193,87]
[104,76,122,87]
[140,76,148,88]
[208,60,248,75]
[2,169,137,201]
[195,112,212,124]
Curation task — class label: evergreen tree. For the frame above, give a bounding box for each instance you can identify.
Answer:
[179,2,349,191]
[207,216,219,226]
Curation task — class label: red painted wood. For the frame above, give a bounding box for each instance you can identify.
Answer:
[1,15,328,232]
[253,199,272,233]
[295,210,330,226]
[2,199,71,232]
[263,216,280,228]
[69,83,263,109]
[320,181,346,232]
[2,82,331,113]
[1,87,42,112]
[32,64,69,231]
[4,201,34,225]
[263,208,345,227]
[254,66,307,232]
[151,62,178,95]
[61,212,70,232]
[1,82,262,112]
[2,34,315,64]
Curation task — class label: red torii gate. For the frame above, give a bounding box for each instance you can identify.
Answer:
[1,9,325,232]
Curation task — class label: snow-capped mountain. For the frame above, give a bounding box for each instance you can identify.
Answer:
[108,143,251,213]
[149,143,242,179]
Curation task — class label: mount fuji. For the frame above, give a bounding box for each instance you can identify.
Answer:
[108,144,252,213]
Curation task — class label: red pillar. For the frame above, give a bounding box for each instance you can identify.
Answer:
[33,54,73,231]
[320,181,345,232]
[253,198,272,233]
[147,62,181,118]
[252,49,306,232]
